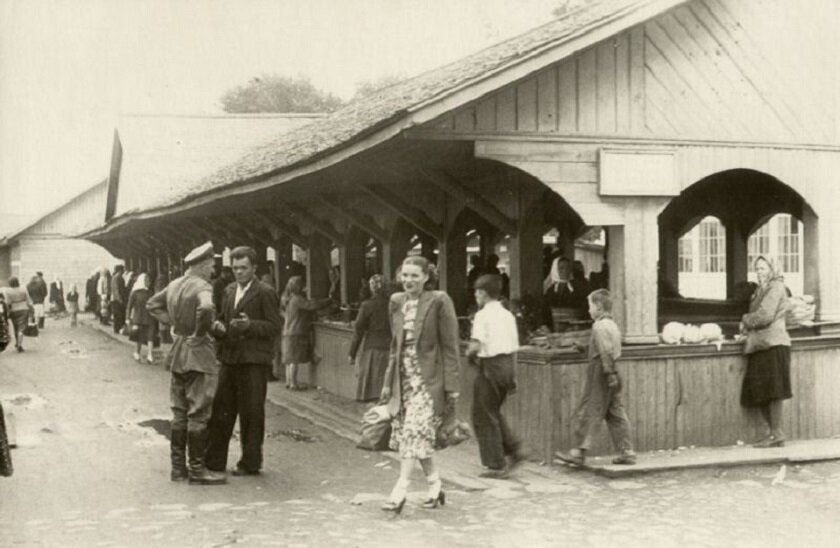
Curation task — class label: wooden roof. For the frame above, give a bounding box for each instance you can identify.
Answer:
[88,0,687,237]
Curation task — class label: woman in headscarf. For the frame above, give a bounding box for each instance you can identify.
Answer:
[280,276,331,390]
[2,277,33,352]
[740,256,792,448]
[347,274,391,402]
[97,267,111,326]
[66,284,80,327]
[126,273,155,363]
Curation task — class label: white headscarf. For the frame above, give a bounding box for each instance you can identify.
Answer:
[131,273,150,293]
[543,257,572,293]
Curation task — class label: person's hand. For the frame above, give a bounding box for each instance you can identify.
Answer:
[446,391,460,402]
[571,342,585,353]
[230,312,251,332]
[606,373,620,389]
[211,320,226,336]
[379,387,391,404]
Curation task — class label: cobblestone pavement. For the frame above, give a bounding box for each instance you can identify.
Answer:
[2,316,840,547]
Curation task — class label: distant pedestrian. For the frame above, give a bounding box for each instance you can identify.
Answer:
[466,274,525,479]
[740,256,792,448]
[111,265,127,334]
[66,284,80,327]
[27,273,47,329]
[348,274,391,402]
[3,278,33,352]
[555,289,636,466]
[49,276,65,314]
[279,276,331,390]
[127,273,155,364]
[380,256,461,513]
[206,246,282,477]
[146,242,226,485]
[97,268,111,325]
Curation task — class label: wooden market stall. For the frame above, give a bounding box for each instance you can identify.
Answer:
[84,0,840,459]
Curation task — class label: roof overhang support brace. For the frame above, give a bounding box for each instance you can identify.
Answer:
[315,195,387,242]
[189,220,230,247]
[354,183,443,240]
[412,168,517,235]
[275,204,342,244]
[253,211,310,249]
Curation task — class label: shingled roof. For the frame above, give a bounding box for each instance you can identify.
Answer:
[96,0,686,232]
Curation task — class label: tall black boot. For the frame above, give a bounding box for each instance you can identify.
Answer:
[38,316,45,329]
[170,428,188,482]
[188,429,226,485]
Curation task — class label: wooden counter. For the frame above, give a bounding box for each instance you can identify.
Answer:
[312,321,840,460]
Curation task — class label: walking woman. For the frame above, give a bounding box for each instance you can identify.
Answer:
[348,274,391,402]
[3,278,33,352]
[126,273,155,364]
[380,256,461,513]
[280,276,331,390]
[741,256,792,448]
[66,284,80,327]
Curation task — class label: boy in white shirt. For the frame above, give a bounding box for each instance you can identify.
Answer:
[467,274,525,479]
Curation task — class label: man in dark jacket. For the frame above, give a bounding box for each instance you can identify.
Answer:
[27,272,48,328]
[206,246,282,476]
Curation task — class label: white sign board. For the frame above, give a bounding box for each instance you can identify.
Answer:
[599,148,678,196]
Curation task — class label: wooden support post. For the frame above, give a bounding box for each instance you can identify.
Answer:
[608,198,667,344]
[306,233,332,299]
[508,189,544,302]
[725,220,748,299]
[802,206,819,301]
[441,226,468,314]
[339,228,368,304]
[382,221,414,283]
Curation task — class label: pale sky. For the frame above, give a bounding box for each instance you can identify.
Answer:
[0,0,560,234]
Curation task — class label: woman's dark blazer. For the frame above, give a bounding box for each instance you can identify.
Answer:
[348,294,391,360]
[383,290,460,417]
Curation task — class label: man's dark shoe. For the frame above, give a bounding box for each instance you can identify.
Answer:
[478,468,509,479]
[611,452,637,465]
[231,467,261,477]
[554,450,585,466]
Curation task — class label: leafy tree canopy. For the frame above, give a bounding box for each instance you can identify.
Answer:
[221,74,343,113]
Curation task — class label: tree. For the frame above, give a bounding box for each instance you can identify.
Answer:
[351,74,405,102]
[221,74,344,113]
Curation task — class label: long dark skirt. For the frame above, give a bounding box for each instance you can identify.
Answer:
[741,346,792,407]
[354,346,388,402]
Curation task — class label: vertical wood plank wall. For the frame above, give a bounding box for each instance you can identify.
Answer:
[509,342,840,460]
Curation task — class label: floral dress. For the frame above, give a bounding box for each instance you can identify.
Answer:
[389,298,441,458]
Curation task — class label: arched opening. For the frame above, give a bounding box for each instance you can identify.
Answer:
[659,169,818,329]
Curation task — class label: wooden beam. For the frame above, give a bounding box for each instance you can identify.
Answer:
[253,211,309,248]
[231,215,274,248]
[412,167,517,235]
[275,203,343,244]
[355,183,443,240]
[213,216,261,248]
[315,195,387,242]
[191,219,231,247]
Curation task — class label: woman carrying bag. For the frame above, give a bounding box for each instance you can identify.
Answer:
[3,277,34,352]
[380,256,461,514]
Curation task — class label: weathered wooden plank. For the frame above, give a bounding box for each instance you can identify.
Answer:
[454,107,476,133]
[629,25,646,133]
[507,160,598,184]
[476,140,599,162]
[516,77,538,132]
[537,68,558,133]
[615,31,632,134]
[475,97,497,132]
[576,48,598,133]
[496,87,517,132]
[596,39,617,134]
[557,59,577,133]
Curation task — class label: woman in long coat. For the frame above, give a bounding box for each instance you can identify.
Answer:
[126,273,155,364]
[741,256,792,447]
[280,276,331,390]
[380,256,460,513]
[347,275,391,402]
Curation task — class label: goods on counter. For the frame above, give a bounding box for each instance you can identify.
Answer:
[660,322,685,345]
[787,295,816,328]
[660,321,724,345]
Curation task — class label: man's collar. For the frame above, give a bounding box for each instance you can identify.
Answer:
[237,278,255,290]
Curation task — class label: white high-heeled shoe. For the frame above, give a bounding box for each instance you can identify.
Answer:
[381,478,408,514]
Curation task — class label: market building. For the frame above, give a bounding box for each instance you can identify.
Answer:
[0,179,117,296]
[84,0,840,459]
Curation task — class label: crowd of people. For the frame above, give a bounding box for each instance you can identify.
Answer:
[0,243,794,507]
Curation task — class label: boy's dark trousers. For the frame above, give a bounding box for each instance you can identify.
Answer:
[471,354,520,470]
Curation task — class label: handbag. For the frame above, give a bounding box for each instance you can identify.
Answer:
[23,313,39,337]
[357,404,392,451]
[435,396,471,449]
